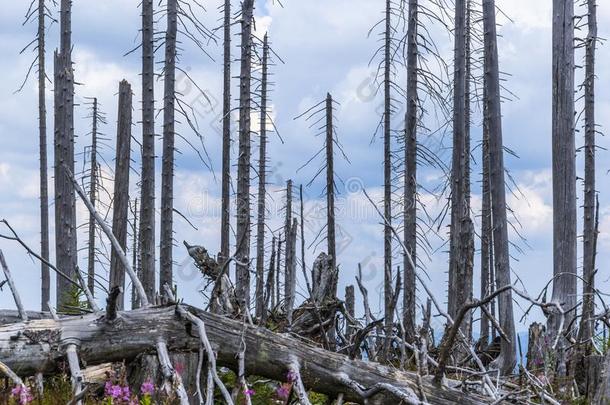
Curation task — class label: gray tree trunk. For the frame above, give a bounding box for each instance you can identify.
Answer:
[160,0,177,293]
[38,0,50,312]
[382,0,393,361]
[139,0,156,302]
[479,84,491,345]
[255,34,270,319]
[86,98,98,298]
[448,0,470,339]
[54,0,77,310]
[325,94,336,273]
[220,0,232,264]
[550,0,577,339]
[284,180,294,321]
[579,0,597,348]
[402,0,418,345]
[235,0,255,310]
[109,81,133,311]
[482,0,517,374]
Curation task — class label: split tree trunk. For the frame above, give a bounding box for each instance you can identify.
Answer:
[160,0,177,292]
[139,0,156,302]
[86,98,98,298]
[109,81,133,310]
[220,0,232,265]
[54,0,77,310]
[402,0,418,345]
[235,0,255,310]
[482,0,517,374]
[550,0,577,339]
[38,0,50,312]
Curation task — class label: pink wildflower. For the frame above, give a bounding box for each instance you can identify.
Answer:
[10,385,33,405]
[141,380,155,395]
[244,388,255,397]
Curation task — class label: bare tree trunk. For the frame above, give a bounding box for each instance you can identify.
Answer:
[402,0,418,345]
[482,0,516,374]
[284,181,294,322]
[479,85,491,346]
[235,0,255,310]
[220,0,232,264]
[38,0,50,312]
[550,0,577,340]
[382,0,393,361]
[160,0,177,293]
[139,0,156,302]
[54,0,77,310]
[579,0,597,349]
[287,218,298,324]
[109,81,133,311]
[131,198,140,310]
[86,98,98,298]
[325,94,336,273]
[255,34,270,320]
[345,285,355,341]
[448,0,470,338]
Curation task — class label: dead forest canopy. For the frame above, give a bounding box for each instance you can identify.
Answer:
[0,0,608,404]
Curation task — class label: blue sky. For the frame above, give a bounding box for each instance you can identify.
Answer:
[0,0,609,333]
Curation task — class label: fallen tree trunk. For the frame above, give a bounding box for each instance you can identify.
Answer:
[0,305,490,404]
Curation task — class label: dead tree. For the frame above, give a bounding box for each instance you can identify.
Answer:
[109,80,133,310]
[159,0,177,293]
[482,0,516,374]
[448,0,473,340]
[479,83,492,345]
[325,94,337,273]
[54,0,77,310]
[284,180,295,321]
[220,0,232,265]
[579,0,597,349]
[86,98,99,297]
[550,0,577,339]
[139,0,156,302]
[235,0,255,309]
[402,0,418,345]
[255,34,270,319]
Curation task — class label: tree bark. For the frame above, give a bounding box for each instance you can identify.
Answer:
[284,181,294,322]
[139,0,156,302]
[109,81,133,311]
[38,0,50,313]
[550,0,577,339]
[86,99,98,298]
[54,0,77,310]
[0,306,491,405]
[479,84,492,345]
[160,0,177,293]
[255,34,270,320]
[325,94,336,274]
[482,0,517,374]
[403,0,418,345]
[220,0,232,265]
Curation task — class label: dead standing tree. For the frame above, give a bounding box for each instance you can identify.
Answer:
[482,0,516,374]
[159,0,178,294]
[235,0,255,310]
[550,0,577,341]
[139,0,156,302]
[54,0,78,310]
[220,0,232,266]
[109,81,133,310]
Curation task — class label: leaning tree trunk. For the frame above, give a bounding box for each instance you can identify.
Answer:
[403,0,418,345]
[220,0,232,265]
[54,0,77,310]
[160,0,177,293]
[482,0,517,374]
[0,306,491,405]
[382,0,394,361]
[448,0,470,337]
[139,0,156,302]
[255,34,270,319]
[579,0,597,349]
[37,0,50,312]
[235,0,255,309]
[86,98,99,298]
[550,0,577,340]
[109,81,133,311]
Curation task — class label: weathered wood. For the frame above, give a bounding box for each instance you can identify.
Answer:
[86,98,99,298]
[0,251,27,321]
[109,80,133,310]
[284,179,294,320]
[220,0,232,265]
[0,306,490,404]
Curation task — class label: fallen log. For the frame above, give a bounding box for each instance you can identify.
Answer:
[0,305,491,404]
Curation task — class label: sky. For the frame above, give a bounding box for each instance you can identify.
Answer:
[0,0,609,335]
